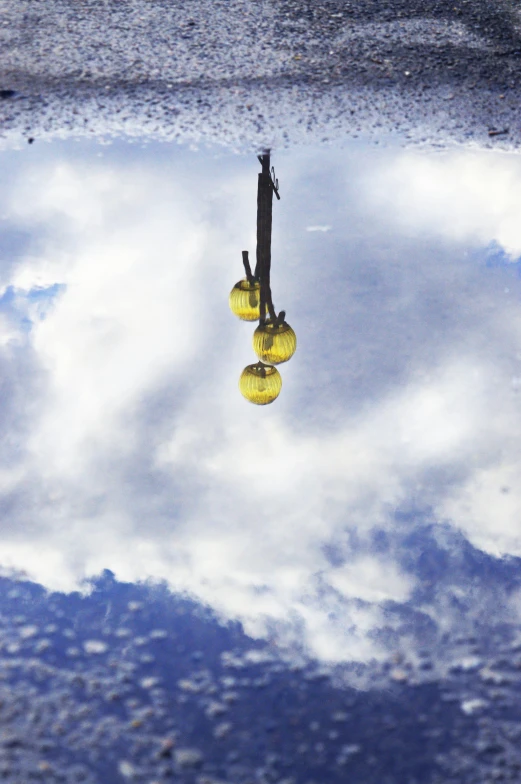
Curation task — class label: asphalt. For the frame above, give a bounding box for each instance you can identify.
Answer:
[1,572,521,784]
[1,0,521,148]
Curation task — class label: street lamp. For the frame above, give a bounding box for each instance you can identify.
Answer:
[253,319,297,365]
[230,150,297,405]
[229,250,260,321]
[239,362,282,405]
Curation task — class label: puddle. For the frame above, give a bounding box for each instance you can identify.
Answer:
[1,136,521,780]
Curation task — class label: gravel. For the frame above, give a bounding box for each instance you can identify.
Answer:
[0,571,520,782]
[1,0,521,148]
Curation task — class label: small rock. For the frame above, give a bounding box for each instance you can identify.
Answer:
[158,737,176,758]
[134,636,148,647]
[83,640,108,655]
[178,679,202,693]
[342,744,361,756]
[213,722,232,739]
[150,629,168,639]
[461,698,488,715]
[140,677,160,689]
[337,744,362,765]
[19,625,38,639]
[118,760,137,778]
[479,668,508,685]
[175,748,203,768]
[221,676,237,688]
[450,656,482,672]
[206,701,227,718]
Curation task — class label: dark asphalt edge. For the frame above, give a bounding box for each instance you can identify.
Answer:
[0,80,519,151]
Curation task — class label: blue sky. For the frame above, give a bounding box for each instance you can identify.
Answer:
[1,138,521,672]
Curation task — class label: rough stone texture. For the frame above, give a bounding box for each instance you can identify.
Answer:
[1,572,521,783]
[1,0,521,148]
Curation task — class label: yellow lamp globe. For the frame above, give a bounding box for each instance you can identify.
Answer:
[229,279,260,321]
[239,363,282,405]
[253,319,297,365]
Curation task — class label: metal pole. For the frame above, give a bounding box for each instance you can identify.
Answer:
[256,151,276,324]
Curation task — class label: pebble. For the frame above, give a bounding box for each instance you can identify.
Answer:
[206,701,228,718]
[479,668,509,685]
[175,748,204,768]
[222,691,239,703]
[149,630,168,640]
[34,639,51,652]
[390,668,408,682]
[118,760,137,778]
[213,721,232,739]
[221,676,237,688]
[134,637,148,647]
[139,677,160,689]
[18,625,38,639]
[158,737,176,758]
[461,698,488,715]
[83,640,108,655]
[178,679,203,693]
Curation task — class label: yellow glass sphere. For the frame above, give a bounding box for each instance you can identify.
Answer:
[229,279,260,321]
[253,320,297,365]
[239,363,282,405]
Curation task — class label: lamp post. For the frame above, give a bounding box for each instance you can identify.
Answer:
[229,150,297,405]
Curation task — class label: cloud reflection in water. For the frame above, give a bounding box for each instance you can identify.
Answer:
[0,140,521,668]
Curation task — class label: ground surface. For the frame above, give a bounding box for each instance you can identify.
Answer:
[1,572,521,784]
[1,0,521,148]
[2,5,521,781]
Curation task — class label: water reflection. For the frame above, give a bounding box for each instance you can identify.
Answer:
[1,140,521,673]
[230,150,296,404]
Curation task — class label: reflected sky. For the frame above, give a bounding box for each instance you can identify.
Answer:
[2,138,521,672]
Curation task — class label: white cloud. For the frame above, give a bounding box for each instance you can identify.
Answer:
[362,148,521,258]
[441,462,521,557]
[0,141,520,668]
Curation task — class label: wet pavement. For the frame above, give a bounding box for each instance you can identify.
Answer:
[0,136,520,779]
[2,2,521,781]
[1,0,521,147]
[1,570,521,784]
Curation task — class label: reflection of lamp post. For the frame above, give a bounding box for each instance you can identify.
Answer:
[239,362,282,405]
[228,252,260,321]
[230,150,297,404]
[253,320,297,365]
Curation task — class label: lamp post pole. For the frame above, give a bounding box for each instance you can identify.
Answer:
[232,150,295,405]
[256,151,273,325]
